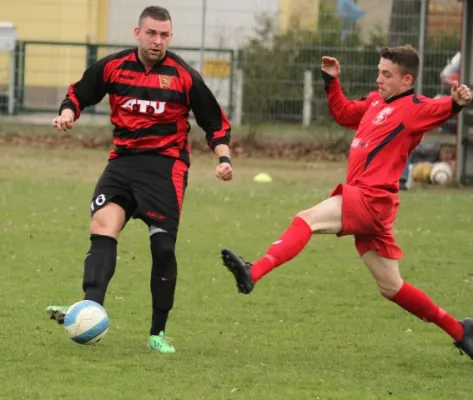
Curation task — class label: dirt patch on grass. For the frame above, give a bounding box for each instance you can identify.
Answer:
[0,130,350,162]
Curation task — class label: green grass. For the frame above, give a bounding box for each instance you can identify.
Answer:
[1,145,473,399]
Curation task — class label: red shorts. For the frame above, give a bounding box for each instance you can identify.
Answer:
[330,184,403,259]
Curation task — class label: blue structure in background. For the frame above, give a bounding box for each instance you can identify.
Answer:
[337,0,365,38]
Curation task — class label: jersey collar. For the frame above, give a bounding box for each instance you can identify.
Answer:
[385,88,415,103]
[133,48,168,71]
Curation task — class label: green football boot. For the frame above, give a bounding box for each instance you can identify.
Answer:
[148,331,176,353]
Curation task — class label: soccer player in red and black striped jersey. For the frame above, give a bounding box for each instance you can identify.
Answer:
[221,45,473,361]
[46,6,232,353]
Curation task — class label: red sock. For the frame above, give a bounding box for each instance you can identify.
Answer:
[391,281,464,341]
[250,216,312,283]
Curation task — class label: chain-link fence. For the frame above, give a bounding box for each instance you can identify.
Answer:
[237,0,462,129]
[0,0,464,130]
[11,41,234,116]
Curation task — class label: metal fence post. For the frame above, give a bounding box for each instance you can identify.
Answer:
[233,69,243,127]
[12,40,21,114]
[302,70,313,128]
[18,41,26,113]
[86,43,98,113]
[416,0,428,94]
[200,0,207,74]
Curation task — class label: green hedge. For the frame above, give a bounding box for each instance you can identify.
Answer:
[238,5,460,126]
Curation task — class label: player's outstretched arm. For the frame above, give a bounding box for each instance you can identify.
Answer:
[321,56,341,78]
[451,81,472,106]
[409,81,472,132]
[52,109,75,133]
[53,57,112,131]
[321,56,372,130]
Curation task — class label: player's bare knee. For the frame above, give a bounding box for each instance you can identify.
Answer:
[377,281,401,299]
[374,273,403,299]
[362,251,402,299]
[296,208,314,226]
[90,204,125,238]
[90,218,120,238]
[296,207,330,232]
[296,196,342,233]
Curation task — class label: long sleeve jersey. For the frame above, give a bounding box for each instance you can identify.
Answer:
[60,48,231,165]
[323,71,462,193]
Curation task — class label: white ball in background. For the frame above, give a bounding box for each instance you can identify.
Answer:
[430,162,453,185]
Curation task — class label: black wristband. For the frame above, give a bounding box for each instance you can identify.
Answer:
[219,156,231,165]
[452,98,464,113]
[321,70,335,87]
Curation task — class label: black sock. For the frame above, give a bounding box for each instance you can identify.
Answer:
[149,233,177,335]
[151,309,170,335]
[150,273,177,335]
[82,234,117,306]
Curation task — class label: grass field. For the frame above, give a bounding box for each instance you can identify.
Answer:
[1,145,473,400]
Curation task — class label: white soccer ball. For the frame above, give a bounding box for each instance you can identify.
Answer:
[64,300,109,344]
[430,162,453,185]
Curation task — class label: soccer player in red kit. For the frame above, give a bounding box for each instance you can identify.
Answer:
[221,45,473,359]
[46,6,233,353]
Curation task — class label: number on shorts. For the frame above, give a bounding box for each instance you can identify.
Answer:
[91,194,106,211]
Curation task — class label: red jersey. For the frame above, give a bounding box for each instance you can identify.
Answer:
[59,48,231,165]
[323,72,461,193]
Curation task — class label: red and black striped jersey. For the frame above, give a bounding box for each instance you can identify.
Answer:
[59,48,231,165]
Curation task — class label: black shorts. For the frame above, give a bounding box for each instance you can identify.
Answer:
[90,154,188,238]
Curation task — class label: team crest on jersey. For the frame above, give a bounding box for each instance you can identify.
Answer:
[373,106,394,125]
[159,75,174,88]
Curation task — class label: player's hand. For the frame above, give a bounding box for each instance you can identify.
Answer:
[52,109,75,132]
[321,56,341,78]
[216,162,233,181]
[451,81,472,106]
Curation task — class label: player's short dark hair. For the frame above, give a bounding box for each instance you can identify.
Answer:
[139,6,172,26]
[379,45,419,81]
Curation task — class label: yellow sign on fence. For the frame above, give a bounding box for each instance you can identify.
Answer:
[203,59,230,78]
